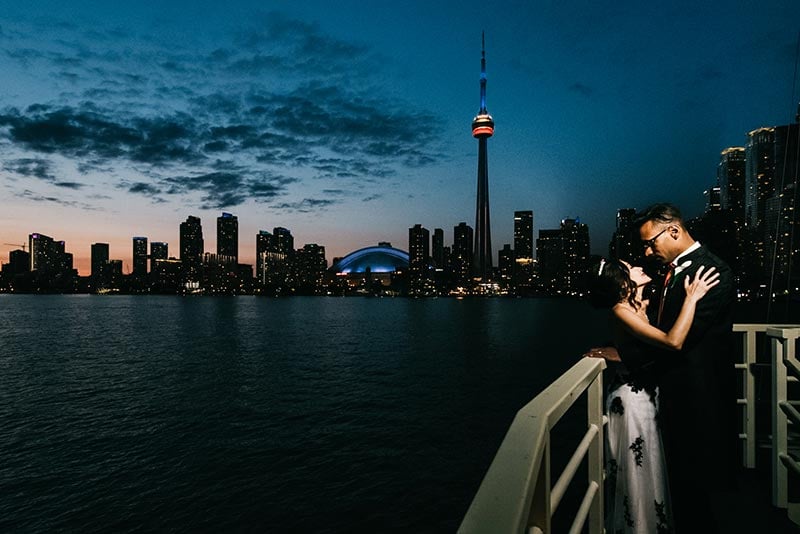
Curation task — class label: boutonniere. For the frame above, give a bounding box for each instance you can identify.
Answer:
[673,260,692,275]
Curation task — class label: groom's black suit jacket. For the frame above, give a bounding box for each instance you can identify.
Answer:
[654,244,736,532]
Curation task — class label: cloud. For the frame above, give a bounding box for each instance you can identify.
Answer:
[568,82,593,97]
[0,11,444,213]
[3,157,56,180]
[272,198,338,212]
[16,188,99,210]
[53,181,84,189]
[128,182,163,195]
[162,171,294,209]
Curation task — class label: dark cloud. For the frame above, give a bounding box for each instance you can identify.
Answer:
[0,12,444,212]
[161,171,293,209]
[3,157,87,190]
[272,198,338,212]
[128,182,163,195]
[3,157,55,180]
[0,105,141,158]
[16,188,99,210]
[569,82,593,97]
[53,181,84,189]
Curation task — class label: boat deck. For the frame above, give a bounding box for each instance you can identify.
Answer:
[723,451,797,533]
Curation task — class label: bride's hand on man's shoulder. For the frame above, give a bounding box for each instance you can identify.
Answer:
[684,265,720,300]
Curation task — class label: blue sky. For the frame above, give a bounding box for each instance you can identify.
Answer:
[0,1,798,274]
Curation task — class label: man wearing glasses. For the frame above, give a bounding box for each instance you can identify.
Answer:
[635,203,736,533]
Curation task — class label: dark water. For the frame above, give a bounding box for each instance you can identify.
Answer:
[0,295,655,532]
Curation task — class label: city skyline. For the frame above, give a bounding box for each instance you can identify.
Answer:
[1,1,799,275]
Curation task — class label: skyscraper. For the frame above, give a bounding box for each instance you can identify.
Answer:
[256,230,274,285]
[561,218,590,294]
[745,127,776,232]
[513,211,533,285]
[91,243,109,279]
[293,244,327,293]
[471,33,494,280]
[217,212,238,262]
[150,242,168,267]
[408,224,430,292]
[453,222,474,285]
[705,186,722,212]
[765,113,799,290]
[180,215,203,281]
[432,228,444,270]
[718,147,746,230]
[270,227,294,287]
[498,244,514,284]
[273,227,294,255]
[609,208,639,262]
[29,233,56,273]
[132,236,148,276]
[180,216,204,267]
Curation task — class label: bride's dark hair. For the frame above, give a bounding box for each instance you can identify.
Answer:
[589,259,640,310]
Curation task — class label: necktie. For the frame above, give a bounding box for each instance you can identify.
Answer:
[657,262,676,326]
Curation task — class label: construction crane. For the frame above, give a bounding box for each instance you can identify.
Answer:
[3,243,27,252]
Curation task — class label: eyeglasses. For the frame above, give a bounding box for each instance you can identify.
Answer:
[642,227,668,250]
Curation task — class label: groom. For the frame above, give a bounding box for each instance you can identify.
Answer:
[636,203,737,533]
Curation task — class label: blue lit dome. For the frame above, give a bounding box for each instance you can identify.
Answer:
[332,245,409,274]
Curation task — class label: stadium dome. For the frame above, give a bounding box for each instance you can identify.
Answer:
[331,245,409,274]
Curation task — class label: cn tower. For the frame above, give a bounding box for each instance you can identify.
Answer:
[472,32,494,280]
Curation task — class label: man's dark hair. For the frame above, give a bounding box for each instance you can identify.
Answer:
[634,203,684,230]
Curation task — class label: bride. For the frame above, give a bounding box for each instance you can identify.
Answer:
[585,258,719,534]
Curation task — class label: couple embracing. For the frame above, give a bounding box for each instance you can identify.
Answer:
[585,203,737,533]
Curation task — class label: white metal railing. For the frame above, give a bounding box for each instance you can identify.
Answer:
[460,323,799,532]
[458,357,607,534]
[734,323,799,527]
[766,326,800,527]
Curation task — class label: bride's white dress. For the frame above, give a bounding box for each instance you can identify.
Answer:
[604,335,674,533]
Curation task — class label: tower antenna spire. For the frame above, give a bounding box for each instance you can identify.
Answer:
[479,31,488,113]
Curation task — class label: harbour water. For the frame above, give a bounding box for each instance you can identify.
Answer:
[0,295,617,532]
[2,294,783,532]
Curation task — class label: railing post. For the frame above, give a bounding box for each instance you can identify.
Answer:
[743,327,758,469]
[529,439,551,533]
[586,371,604,534]
[766,326,800,510]
[734,324,759,469]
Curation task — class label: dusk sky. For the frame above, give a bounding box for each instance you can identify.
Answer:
[1,1,798,275]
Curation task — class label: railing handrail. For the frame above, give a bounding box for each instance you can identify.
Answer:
[458,357,606,534]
